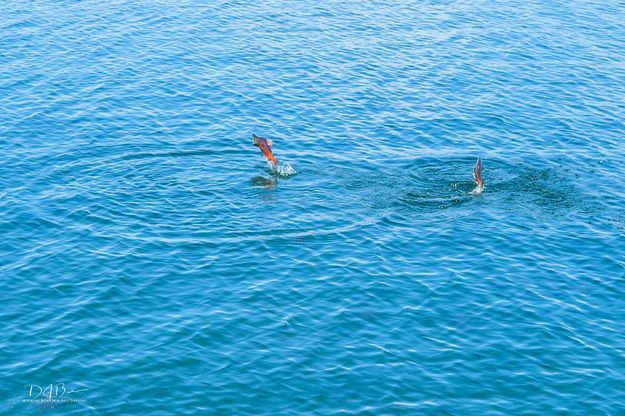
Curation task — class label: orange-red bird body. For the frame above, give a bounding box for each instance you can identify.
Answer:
[253,134,278,166]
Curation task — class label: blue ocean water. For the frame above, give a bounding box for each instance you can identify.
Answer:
[2,0,625,414]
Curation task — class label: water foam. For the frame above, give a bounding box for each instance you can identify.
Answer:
[270,161,297,178]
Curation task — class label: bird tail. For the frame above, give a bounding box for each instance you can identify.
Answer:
[473,158,483,187]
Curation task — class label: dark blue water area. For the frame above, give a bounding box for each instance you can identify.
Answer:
[1,0,625,415]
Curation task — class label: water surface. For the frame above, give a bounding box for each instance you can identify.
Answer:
[1,0,625,414]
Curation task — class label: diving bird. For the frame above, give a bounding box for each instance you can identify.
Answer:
[253,134,278,167]
[470,158,484,195]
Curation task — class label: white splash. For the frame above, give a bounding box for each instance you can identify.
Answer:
[469,184,484,195]
[268,160,297,177]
